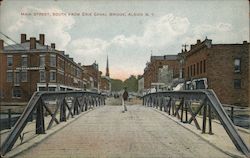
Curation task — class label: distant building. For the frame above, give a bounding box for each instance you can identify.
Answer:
[158,65,174,89]
[99,56,111,94]
[137,76,144,96]
[143,55,179,92]
[0,34,84,105]
[180,39,249,107]
[82,62,99,92]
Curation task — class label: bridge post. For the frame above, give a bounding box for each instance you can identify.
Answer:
[202,99,207,134]
[185,101,188,123]
[180,98,184,122]
[36,98,45,134]
[168,98,172,115]
[208,104,213,135]
[7,109,11,129]
[60,98,66,122]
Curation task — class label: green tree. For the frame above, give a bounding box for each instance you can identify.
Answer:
[124,75,138,92]
[110,79,124,91]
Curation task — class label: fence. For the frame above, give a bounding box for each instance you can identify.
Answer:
[0,91,105,156]
[142,89,249,157]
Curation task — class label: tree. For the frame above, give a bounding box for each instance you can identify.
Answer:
[110,79,124,91]
[124,75,138,92]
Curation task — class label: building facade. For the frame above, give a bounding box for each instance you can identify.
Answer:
[137,76,144,97]
[143,55,179,91]
[181,39,249,107]
[82,62,99,92]
[0,34,84,105]
[99,56,111,94]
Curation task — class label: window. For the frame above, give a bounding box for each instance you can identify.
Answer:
[21,71,27,82]
[234,58,241,73]
[7,55,13,67]
[197,62,199,75]
[0,89,4,98]
[234,79,241,89]
[203,60,206,73]
[40,55,45,67]
[21,55,28,67]
[193,64,196,76]
[50,54,56,67]
[190,65,193,76]
[48,87,56,91]
[14,72,20,85]
[50,70,56,81]
[7,71,13,82]
[12,88,21,98]
[38,87,46,91]
[200,61,203,74]
[40,70,46,82]
[187,66,190,78]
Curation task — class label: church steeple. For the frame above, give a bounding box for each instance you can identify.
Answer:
[106,55,110,77]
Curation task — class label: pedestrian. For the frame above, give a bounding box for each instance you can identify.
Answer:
[122,87,128,112]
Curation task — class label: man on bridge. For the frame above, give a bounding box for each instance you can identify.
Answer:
[122,87,128,112]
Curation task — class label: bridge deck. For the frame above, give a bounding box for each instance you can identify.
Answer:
[17,105,230,158]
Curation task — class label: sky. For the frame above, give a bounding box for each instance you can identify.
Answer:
[0,0,249,80]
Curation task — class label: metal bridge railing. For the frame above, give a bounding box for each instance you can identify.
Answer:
[0,91,106,156]
[142,89,249,157]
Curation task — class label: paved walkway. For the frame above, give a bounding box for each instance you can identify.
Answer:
[16,105,231,158]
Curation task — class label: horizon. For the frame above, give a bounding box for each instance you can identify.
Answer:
[0,0,249,80]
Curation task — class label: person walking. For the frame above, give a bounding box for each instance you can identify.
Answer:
[122,87,128,112]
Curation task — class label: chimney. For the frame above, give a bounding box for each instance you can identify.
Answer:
[39,34,45,45]
[0,40,4,50]
[197,39,201,44]
[30,37,36,49]
[243,41,248,44]
[21,34,27,43]
[51,43,55,49]
[190,44,194,49]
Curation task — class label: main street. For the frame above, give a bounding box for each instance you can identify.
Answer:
[17,105,230,158]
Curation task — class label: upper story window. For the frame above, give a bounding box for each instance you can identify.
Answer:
[21,71,27,82]
[234,58,241,73]
[21,55,28,67]
[40,70,46,82]
[12,87,21,98]
[50,54,56,67]
[200,60,203,74]
[50,70,56,82]
[14,71,20,85]
[234,79,241,89]
[7,55,13,67]
[197,62,199,75]
[7,71,13,82]
[203,60,206,73]
[40,55,45,67]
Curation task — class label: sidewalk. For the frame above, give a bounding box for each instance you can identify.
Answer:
[152,107,249,158]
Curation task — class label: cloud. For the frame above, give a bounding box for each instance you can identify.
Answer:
[67,38,109,65]
[66,14,191,79]
[4,6,75,50]
[189,23,246,44]
[110,14,190,48]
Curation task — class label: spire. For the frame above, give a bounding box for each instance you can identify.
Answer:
[106,55,110,77]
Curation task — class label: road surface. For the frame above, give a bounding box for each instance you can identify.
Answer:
[17,105,230,158]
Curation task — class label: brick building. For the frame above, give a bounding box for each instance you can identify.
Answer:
[143,55,179,91]
[82,62,99,92]
[180,39,249,107]
[99,56,111,94]
[0,34,84,105]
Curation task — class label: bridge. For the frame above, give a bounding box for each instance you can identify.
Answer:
[0,90,249,157]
